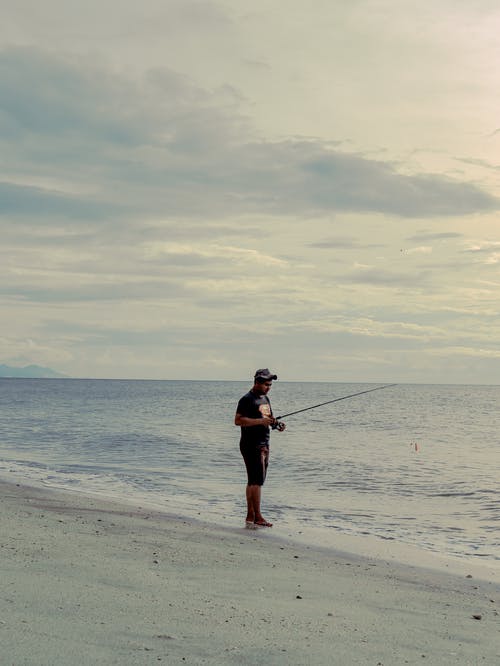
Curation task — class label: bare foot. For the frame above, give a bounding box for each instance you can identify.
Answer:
[254,519,273,527]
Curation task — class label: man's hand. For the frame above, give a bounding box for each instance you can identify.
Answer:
[235,413,275,427]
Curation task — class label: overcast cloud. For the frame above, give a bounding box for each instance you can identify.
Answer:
[1,1,500,383]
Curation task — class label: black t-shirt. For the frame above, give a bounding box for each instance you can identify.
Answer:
[237,390,273,446]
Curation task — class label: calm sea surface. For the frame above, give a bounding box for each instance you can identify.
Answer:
[0,379,499,571]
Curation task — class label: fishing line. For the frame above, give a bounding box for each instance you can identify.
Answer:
[276,384,397,420]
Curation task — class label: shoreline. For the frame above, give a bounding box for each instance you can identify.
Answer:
[5,470,500,586]
[2,480,500,665]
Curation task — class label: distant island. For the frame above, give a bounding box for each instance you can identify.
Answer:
[0,364,67,378]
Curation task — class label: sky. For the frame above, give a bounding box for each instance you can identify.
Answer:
[1,0,500,383]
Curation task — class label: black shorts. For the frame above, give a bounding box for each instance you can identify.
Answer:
[240,442,269,486]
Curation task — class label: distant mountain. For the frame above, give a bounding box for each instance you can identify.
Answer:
[0,364,68,378]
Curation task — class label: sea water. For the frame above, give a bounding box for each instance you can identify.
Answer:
[0,379,499,574]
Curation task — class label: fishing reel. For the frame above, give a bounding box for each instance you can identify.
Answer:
[271,419,286,431]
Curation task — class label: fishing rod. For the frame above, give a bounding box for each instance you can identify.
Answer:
[275,384,397,421]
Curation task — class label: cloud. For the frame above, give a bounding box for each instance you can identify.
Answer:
[464,241,500,253]
[1,46,498,225]
[456,156,500,171]
[0,277,191,304]
[0,47,153,144]
[1,10,500,384]
[463,240,500,264]
[0,181,123,220]
[295,316,449,342]
[339,265,431,288]
[407,232,463,242]
[427,346,500,359]
[145,242,287,267]
[405,246,432,255]
[308,236,385,250]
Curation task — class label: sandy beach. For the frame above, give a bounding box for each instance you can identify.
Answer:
[1,481,499,665]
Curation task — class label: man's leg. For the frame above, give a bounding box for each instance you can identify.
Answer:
[242,445,272,527]
[245,484,261,523]
[249,484,271,525]
[254,446,272,525]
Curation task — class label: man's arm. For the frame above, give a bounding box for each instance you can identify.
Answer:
[235,413,274,427]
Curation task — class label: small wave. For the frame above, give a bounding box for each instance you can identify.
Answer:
[430,490,477,497]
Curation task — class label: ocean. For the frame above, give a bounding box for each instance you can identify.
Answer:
[1,378,499,575]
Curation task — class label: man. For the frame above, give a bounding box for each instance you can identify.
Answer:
[235,368,286,529]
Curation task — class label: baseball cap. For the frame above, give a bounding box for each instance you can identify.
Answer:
[254,368,278,382]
